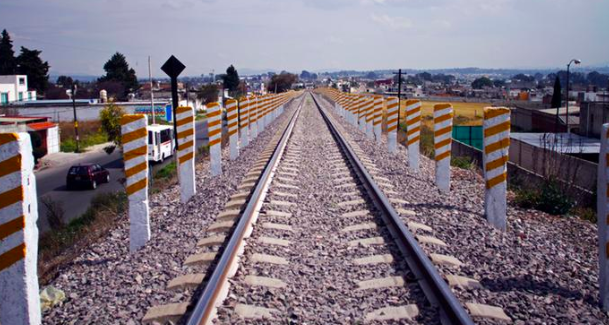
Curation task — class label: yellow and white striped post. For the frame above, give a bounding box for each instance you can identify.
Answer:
[239,97,250,148]
[250,96,258,139]
[434,104,453,193]
[386,96,399,152]
[358,95,367,132]
[176,106,196,203]
[0,133,40,325]
[348,94,357,125]
[121,114,150,252]
[258,95,267,133]
[406,99,422,170]
[207,102,222,176]
[373,95,383,143]
[598,123,609,311]
[226,99,239,160]
[483,107,510,230]
[365,96,374,139]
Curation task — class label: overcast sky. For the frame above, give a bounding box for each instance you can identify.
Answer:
[1,0,608,77]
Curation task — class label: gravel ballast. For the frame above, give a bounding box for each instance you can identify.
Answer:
[217,94,437,324]
[42,98,301,325]
[315,93,609,324]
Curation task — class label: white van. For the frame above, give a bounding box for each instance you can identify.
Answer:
[148,124,175,162]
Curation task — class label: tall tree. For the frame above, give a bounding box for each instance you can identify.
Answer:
[56,75,74,88]
[222,65,240,92]
[98,52,138,99]
[0,29,17,74]
[268,72,297,93]
[551,76,562,108]
[17,46,50,94]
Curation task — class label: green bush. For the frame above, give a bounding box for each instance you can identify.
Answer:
[513,178,574,216]
[155,161,176,180]
[451,156,473,169]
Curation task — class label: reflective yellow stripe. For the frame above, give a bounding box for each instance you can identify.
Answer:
[435,150,451,161]
[0,215,24,240]
[485,138,510,154]
[125,161,147,178]
[483,107,509,119]
[177,128,194,139]
[486,172,507,189]
[176,116,193,127]
[486,155,508,171]
[122,128,147,145]
[209,138,222,146]
[0,242,26,272]
[434,113,452,124]
[484,121,510,137]
[179,152,194,164]
[126,178,147,195]
[0,186,22,209]
[407,135,420,146]
[435,126,452,137]
[124,146,147,162]
[0,155,21,178]
[435,138,452,150]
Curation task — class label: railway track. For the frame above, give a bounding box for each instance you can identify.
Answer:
[145,92,473,324]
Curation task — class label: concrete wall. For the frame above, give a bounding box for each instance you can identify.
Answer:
[452,139,595,206]
[509,137,597,191]
[46,126,60,154]
[580,101,609,138]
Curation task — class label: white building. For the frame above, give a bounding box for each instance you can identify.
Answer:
[0,75,37,104]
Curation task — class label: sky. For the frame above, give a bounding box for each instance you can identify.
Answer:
[1,0,608,78]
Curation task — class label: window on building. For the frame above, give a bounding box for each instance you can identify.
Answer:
[28,92,32,100]
[19,78,25,85]
[0,93,8,104]
[18,92,23,101]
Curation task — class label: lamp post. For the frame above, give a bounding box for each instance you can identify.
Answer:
[565,59,581,136]
[69,83,80,152]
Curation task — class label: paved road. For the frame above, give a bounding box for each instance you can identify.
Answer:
[36,120,209,233]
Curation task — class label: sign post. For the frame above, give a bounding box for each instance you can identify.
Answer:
[161,55,186,153]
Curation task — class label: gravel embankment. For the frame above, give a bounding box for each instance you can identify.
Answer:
[42,98,301,325]
[218,94,436,324]
[315,93,608,324]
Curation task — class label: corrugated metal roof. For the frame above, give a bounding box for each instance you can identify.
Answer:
[27,121,57,131]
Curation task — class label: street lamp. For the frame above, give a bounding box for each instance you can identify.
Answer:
[565,58,581,136]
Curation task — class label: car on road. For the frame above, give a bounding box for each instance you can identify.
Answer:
[66,164,110,190]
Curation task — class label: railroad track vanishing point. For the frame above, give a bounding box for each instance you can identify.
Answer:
[144,92,474,325]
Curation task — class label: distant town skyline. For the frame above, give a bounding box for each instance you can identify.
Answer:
[2,0,608,78]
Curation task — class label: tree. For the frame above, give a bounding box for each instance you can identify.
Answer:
[222,65,240,92]
[56,75,74,88]
[268,72,297,93]
[300,70,311,80]
[197,84,219,104]
[98,52,138,100]
[416,72,432,81]
[551,76,562,108]
[17,46,50,94]
[512,73,535,82]
[471,77,493,89]
[493,79,506,88]
[99,102,125,146]
[0,29,17,74]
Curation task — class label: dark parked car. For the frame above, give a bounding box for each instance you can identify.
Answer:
[66,164,110,190]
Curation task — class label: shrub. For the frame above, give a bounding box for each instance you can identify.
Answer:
[451,156,473,169]
[513,178,574,216]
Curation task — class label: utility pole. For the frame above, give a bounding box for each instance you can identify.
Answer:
[392,69,406,126]
[148,56,156,125]
[71,82,80,152]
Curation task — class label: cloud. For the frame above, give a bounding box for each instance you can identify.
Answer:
[370,13,413,30]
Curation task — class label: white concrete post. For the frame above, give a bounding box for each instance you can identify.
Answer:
[176,106,196,203]
[0,133,41,325]
[406,99,422,170]
[207,102,222,176]
[365,97,374,139]
[373,95,383,143]
[239,97,250,148]
[348,95,356,125]
[121,114,150,252]
[258,95,266,133]
[598,123,609,311]
[483,107,510,231]
[226,99,239,160]
[433,103,453,193]
[250,96,258,139]
[386,96,399,153]
[359,96,367,132]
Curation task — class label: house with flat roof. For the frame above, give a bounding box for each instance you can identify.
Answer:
[0,75,37,104]
[0,116,59,156]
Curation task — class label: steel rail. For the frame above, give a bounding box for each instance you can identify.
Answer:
[186,96,304,325]
[311,93,474,325]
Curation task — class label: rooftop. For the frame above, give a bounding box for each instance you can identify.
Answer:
[511,132,599,154]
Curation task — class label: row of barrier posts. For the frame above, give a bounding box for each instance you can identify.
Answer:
[317,87,609,313]
[313,88,509,231]
[0,91,300,325]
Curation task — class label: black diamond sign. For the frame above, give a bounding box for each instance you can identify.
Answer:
[161,55,185,79]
